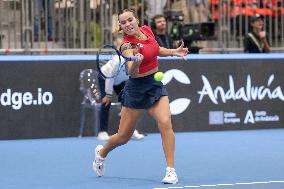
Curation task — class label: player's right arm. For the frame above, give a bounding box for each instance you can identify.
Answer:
[121,43,142,77]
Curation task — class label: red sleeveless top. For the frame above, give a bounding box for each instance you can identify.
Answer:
[123,26,160,74]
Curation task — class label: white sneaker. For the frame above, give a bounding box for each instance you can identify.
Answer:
[97,131,110,141]
[162,167,178,184]
[131,130,144,140]
[92,145,105,177]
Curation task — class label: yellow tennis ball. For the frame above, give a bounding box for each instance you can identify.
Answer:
[154,72,164,81]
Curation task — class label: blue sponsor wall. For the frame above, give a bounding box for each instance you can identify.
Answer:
[0,54,284,139]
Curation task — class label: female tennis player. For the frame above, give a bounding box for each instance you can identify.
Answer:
[93,9,188,184]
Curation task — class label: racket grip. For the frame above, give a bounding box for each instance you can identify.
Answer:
[130,54,143,62]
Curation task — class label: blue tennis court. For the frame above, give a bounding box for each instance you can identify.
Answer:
[1,128,284,189]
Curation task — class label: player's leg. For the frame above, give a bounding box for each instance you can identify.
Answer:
[93,106,143,177]
[114,82,144,140]
[148,96,174,167]
[99,106,143,157]
[148,96,178,184]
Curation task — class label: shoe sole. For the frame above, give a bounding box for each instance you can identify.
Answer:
[163,181,178,184]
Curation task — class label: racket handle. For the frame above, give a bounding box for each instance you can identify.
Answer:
[129,54,143,62]
[129,56,138,61]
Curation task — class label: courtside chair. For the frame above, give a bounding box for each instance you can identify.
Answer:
[78,69,121,137]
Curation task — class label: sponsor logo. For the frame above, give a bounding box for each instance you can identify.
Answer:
[0,88,53,110]
[163,69,283,125]
[200,74,282,125]
[209,111,224,125]
[209,110,279,125]
[162,69,191,115]
[244,110,279,124]
[198,74,284,104]
[209,111,241,125]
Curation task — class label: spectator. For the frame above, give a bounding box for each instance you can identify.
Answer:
[34,0,53,41]
[244,14,271,53]
[169,0,209,24]
[145,0,167,22]
[97,54,144,141]
[189,0,210,49]
[188,0,210,24]
[170,0,209,49]
[169,0,190,23]
[151,14,174,48]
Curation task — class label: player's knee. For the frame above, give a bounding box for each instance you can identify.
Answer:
[157,116,172,130]
[116,133,131,145]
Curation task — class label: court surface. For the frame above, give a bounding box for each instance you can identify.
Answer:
[1,128,284,189]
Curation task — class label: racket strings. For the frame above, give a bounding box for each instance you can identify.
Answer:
[97,44,140,79]
[97,47,123,78]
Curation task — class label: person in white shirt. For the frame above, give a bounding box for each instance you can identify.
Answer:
[97,55,144,141]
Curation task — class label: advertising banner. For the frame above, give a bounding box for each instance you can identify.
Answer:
[0,59,94,139]
[0,54,283,139]
[155,58,284,133]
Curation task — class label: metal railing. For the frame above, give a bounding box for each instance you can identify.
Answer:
[0,0,284,54]
[209,0,284,53]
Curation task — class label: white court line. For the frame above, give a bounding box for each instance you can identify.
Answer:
[153,180,284,189]
[235,182,255,185]
[216,184,234,186]
[200,185,218,187]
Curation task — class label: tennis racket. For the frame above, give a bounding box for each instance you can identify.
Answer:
[79,69,101,104]
[96,44,142,79]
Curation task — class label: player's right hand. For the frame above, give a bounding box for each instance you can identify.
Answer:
[134,53,144,62]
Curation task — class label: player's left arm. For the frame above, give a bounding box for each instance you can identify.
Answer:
[159,41,188,58]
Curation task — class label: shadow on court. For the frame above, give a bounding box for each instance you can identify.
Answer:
[0,128,284,189]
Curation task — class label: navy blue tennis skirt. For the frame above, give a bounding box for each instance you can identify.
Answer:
[119,73,168,109]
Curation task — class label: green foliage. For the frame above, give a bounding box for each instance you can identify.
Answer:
[90,21,101,48]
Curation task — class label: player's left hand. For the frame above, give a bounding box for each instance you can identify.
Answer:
[173,41,188,59]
